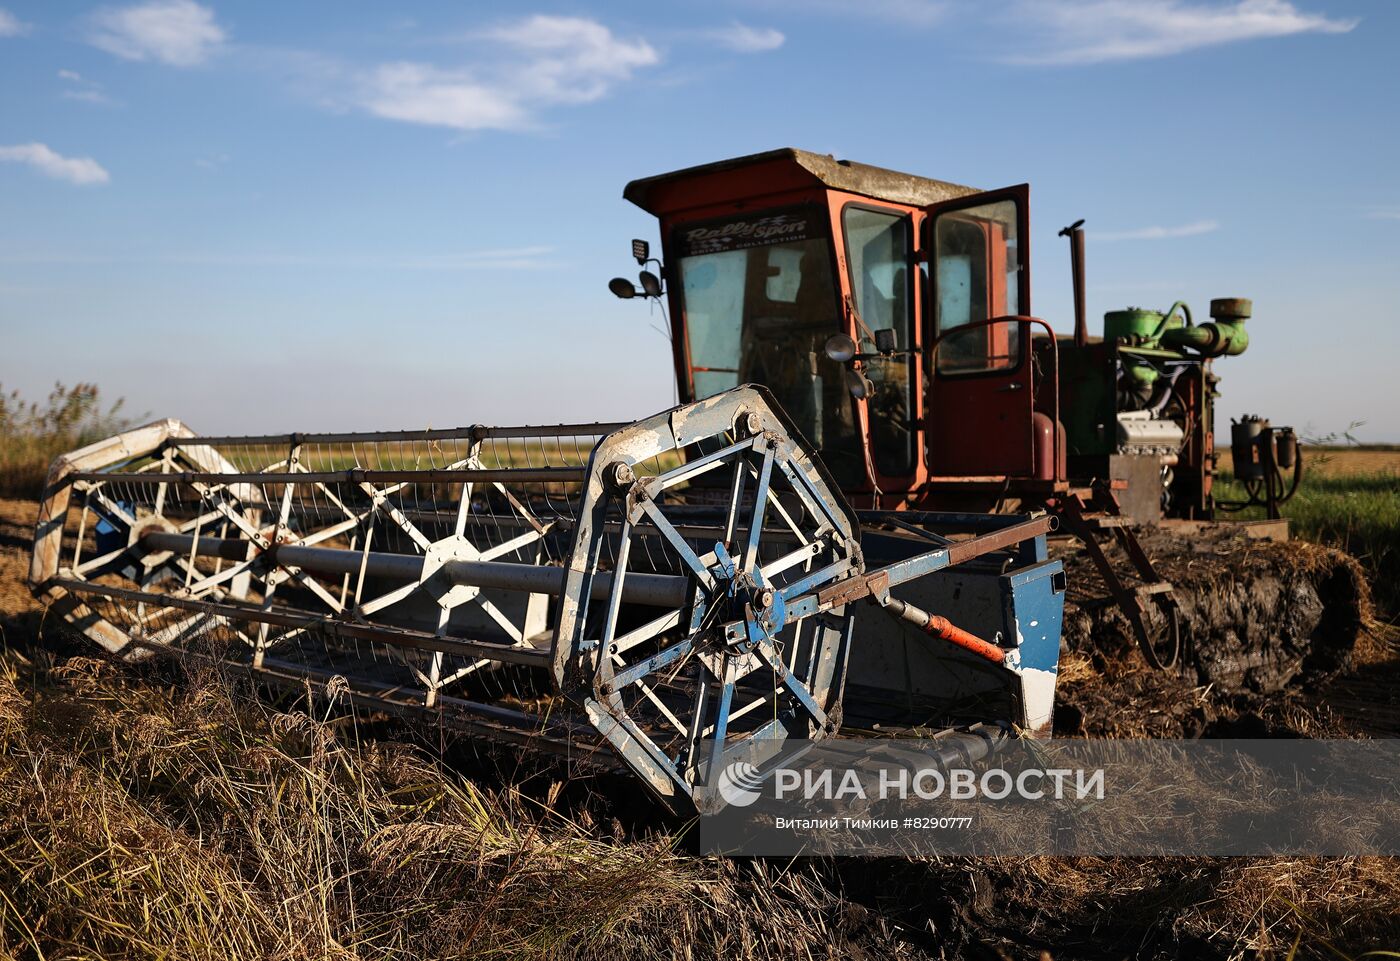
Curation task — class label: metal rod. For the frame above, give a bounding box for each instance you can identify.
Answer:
[72,467,587,487]
[255,657,599,738]
[812,514,1055,610]
[162,423,628,446]
[139,531,690,607]
[883,597,1006,664]
[857,509,1055,534]
[48,578,552,666]
[944,515,1055,565]
[274,503,805,546]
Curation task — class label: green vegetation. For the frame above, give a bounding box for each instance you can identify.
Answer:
[1216,466,1400,617]
[0,384,135,500]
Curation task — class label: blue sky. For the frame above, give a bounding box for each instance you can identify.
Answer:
[1,0,1397,440]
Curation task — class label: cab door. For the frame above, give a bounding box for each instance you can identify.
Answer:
[923,185,1035,477]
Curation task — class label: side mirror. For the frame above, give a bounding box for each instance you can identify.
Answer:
[639,270,663,298]
[824,333,857,363]
[874,328,897,354]
[608,277,637,299]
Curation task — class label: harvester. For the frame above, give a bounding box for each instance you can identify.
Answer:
[609,148,1308,672]
[27,148,1328,811]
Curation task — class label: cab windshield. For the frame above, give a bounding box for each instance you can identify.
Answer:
[675,207,863,485]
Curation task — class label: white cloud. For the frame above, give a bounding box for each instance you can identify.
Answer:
[88,0,226,66]
[482,15,659,104]
[357,15,658,132]
[1005,0,1356,65]
[0,8,29,37]
[709,22,786,52]
[362,64,528,131]
[63,89,112,104]
[1094,219,1219,241]
[0,143,110,185]
[1365,207,1400,221]
[58,68,111,104]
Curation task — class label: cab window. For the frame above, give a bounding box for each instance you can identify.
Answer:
[930,199,1022,375]
[675,207,864,486]
[842,205,914,476]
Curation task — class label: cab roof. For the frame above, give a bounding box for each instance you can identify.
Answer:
[623,148,979,215]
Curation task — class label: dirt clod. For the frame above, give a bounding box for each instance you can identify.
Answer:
[1049,526,1373,739]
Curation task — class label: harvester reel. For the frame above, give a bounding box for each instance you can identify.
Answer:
[553,388,862,808]
[29,386,862,813]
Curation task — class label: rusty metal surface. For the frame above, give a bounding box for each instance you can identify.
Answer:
[945,515,1057,566]
[624,147,979,214]
[1058,487,1180,670]
[813,514,1055,610]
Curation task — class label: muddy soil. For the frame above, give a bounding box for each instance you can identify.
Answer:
[1049,525,1380,739]
[1056,527,1368,690]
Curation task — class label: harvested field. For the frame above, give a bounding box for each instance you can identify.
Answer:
[2,492,1399,958]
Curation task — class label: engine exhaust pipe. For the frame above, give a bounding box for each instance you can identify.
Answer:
[1059,219,1087,349]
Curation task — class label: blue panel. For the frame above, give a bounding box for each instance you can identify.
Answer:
[1001,560,1065,674]
[93,502,130,556]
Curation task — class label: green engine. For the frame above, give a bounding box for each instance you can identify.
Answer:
[1055,298,1255,523]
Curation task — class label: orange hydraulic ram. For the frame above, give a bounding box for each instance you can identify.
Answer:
[882,597,1007,664]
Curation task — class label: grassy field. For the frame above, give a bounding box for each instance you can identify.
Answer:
[0,384,134,500]
[1298,446,1400,477]
[1216,447,1400,616]
[0,635,1395,961]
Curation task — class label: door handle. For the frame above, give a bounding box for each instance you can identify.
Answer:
[997,383,1024,392]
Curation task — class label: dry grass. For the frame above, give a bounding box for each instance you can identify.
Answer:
[0,384,134,500]
[0,653,671,959]
[0,638,1393,960]
[0,644,916,961]
[1001,855,1400,958]
[1303,447,1400,478]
